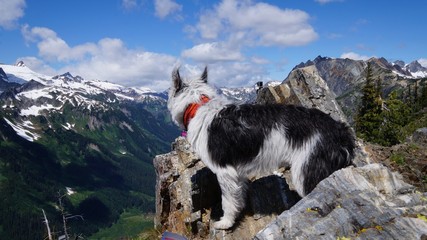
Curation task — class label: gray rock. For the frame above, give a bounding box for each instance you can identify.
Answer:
[154,137,301,239]
[256,65,348,124]
[255,164,427,240]
[410,127,427,145]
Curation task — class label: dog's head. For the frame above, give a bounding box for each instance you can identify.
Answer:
[167,67,218,129]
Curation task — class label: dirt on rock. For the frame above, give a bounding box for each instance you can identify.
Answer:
[365,141,427,192]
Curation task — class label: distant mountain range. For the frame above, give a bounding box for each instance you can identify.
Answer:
[0,62,179,239]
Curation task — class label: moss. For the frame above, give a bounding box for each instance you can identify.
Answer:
[390,153,405,165]
[417,214,427,223]
[336,237,351,240]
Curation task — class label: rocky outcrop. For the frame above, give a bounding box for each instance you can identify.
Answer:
[153,66,426,239]
[154,137,301,239]
[410,127,427,145]
[255,164,427,240]
[256,65,348,123]
[289,56,421,124]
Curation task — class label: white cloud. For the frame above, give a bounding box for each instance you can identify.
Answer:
[251,56,270,65]
[21,25,178,91]
[340,52,373,61]
[154,0,182,19]
[121,0,138,10]
[179,0,317,87]
[0,0,26,29]
[181,61,270,89]
[182,42,244,63]
[194,0,318,47]
[17,56,57,76]
[22,24,97,62]
[418,58,427,68]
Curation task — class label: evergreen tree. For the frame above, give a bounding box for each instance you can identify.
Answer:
[355,62,383,142]
[379,91,410,146]
[420,80,427,108]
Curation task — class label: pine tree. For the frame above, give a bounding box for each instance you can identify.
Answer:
[420,80,427,108]
[355,62,383,142]
[379,91,410,146]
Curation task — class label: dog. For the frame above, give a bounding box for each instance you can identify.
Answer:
[167,67,355,230]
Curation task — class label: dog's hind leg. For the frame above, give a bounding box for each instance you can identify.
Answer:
[213,167,248,230]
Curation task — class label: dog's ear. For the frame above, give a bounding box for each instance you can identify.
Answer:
[200,66,208,83]
[172,68,183,92]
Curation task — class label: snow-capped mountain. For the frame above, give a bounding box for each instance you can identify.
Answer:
[0,62,163,100]
[220,81,282,103]
[0,61,181,238]
[403,60,427,78]
[0,61,177,143]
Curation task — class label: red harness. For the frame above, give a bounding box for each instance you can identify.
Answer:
[183,95,210,130]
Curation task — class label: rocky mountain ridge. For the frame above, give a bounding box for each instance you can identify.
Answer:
[291,56,427,124]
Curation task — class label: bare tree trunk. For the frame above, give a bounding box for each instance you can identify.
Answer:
[58,193,69,240]
[42,209,53,240]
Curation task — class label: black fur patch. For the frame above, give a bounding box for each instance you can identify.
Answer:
[302,119,355,195]
[207,104,355,193]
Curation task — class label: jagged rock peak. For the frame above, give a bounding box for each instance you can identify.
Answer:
[313,55,331,64]
[393,60,406,68]
[407,60,426,72]
[0,68,8,81]
[53,72,83,82]
[15,60,26,67]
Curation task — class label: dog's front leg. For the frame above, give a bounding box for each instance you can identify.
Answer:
[213,168,247,230]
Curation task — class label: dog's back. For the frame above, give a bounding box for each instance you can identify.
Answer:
[207,103,355,195]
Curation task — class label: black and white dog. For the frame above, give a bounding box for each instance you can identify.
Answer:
[167,67,355,230]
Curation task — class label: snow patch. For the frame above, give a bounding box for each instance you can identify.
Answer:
[17,88,53,100]
[62,122,75,130]
[20,104,61,116]
[4,118,40,142]
[66,187,76,195]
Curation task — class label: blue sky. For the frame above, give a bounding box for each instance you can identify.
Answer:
[0,0,426,91]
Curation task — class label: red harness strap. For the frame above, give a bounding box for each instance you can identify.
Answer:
[183,95,210,130]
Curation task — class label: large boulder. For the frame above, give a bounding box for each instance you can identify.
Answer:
[255,164,427,239]
[256,65,347,123]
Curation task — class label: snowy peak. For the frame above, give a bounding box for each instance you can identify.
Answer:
[219,81,282,103]
[0,63,51,84]
[391,60,427,78]
[296,56,427,79]
[407,61,427,77]
[0,63,161,102]
[52,72,83,83]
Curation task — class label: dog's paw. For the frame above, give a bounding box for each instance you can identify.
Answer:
[213,218,234,230]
